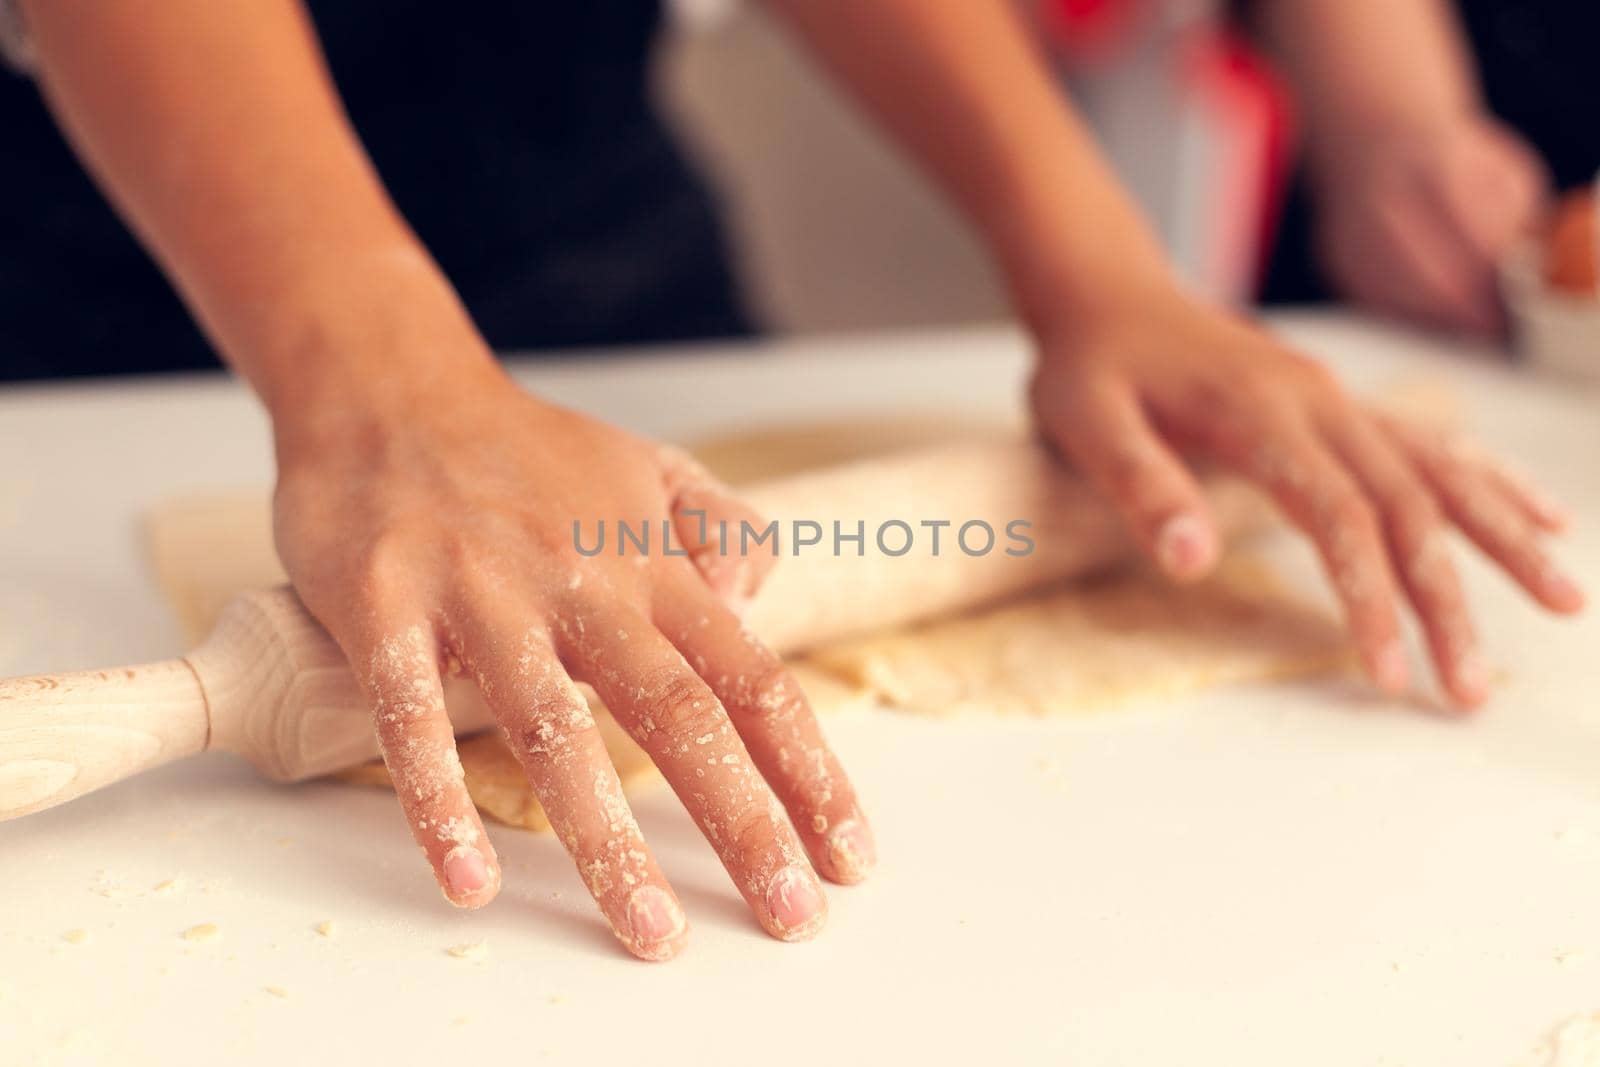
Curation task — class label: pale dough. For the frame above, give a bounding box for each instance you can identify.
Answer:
[143,415,1350,832]
[809,556,1352,716]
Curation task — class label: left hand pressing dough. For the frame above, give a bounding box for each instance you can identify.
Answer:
[144,417,1349,832]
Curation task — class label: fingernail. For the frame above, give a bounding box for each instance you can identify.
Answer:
[1374,642,1409,693]
[1455,651,1492,705]
[1544,569,1587,611]
[825,820,877,884]
[443,846,489,898]
[1155,514,1214,579]
[1533,495,1573,529]
[1515,480,1573,528]
[626,886,686,958]
[765,865,825,941]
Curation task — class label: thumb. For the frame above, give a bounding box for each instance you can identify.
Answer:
[658,446,779,615]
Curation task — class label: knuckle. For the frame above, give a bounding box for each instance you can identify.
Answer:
[726,802,782,858]
[633,669,723,748]
[1390,496,1442,545]
[449,549,516,606]
[510,706,585,762]
[1236,376,1293,415]
[1325,490,1381,539]
[1102,444,1159,497]
[499,658,591,744]
[1290,353,1341,395]
[350,529,412,600]
[1402,526,1456,596]
[438,530,486,573]
[381,729,458,800]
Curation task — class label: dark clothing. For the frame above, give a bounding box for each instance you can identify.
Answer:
[0,1,752,382]
[1261,0,1600,305]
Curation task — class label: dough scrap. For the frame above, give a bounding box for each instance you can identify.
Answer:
[143,414,1350,832]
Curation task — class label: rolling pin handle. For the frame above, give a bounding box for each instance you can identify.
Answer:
[0,659,211,822]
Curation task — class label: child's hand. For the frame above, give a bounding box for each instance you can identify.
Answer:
[1029,281,1584,708]
[271,363,872,960]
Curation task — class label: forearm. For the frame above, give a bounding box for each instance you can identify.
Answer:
[1252,0,1481,169]
[19,0,497,425]
[762,0,1172,336]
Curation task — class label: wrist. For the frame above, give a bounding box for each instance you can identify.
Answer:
[997,211,1177,347]
[972,150,1175,343]
[241,248,507,460]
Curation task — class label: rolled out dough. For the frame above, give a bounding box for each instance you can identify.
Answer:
[143,415,1350,833]
[809,556,1352,716]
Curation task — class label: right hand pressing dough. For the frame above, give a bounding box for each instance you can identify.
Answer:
[146,417,1351,832]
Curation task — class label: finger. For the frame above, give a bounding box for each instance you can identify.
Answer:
[1428,162,1518,266]
[659,445,777,615]
[1415,176,1515,337]
[1481,461,1572,533]
[556,606,826,942]
[1210,409,1410,692]
[653,565,874,885]
[1380,419,1586,614]
[1440,438,1571,533]
[455,614,686,961]
[1432,126,1546,261]
[1371,192,1501,335]
[351,618,500,908]
[1320,409,1488,707]
[1034,371,1219,581]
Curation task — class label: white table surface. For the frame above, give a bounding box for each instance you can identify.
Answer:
[2,313,1598,1067]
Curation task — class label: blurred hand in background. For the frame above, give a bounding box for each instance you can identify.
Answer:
[1309,113,1547,337]
[1254,0,1556,337]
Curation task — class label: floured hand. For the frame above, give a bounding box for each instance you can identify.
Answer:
[272,363,873,960]
[1029,280,1584,709]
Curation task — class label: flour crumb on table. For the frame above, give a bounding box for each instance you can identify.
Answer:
[89,873,136,899]
[314,920,335,938]
[181,923,220,943]
[264,986,289,999]
[151,878,180,895]
[62,929,89,945]
[446,940,487,961]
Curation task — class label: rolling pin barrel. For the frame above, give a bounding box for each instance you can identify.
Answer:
[0,438,1269,821]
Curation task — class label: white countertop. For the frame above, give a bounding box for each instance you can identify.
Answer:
[2,313,1599,1067]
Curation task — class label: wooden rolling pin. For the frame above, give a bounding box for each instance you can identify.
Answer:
[0,438,1269,822]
